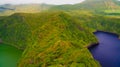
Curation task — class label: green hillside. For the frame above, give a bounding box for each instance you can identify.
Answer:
[1,0,120,16]
[0,4,52,16]
[0,10,120,67]
[48,0,120,17]
[50,0,119,11]
[0,0,120,67]
[69,10,120,35]
[0,11,101,67]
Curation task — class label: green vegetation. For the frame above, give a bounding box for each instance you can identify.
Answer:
[68,10,120,35]
[0,11,100,67]
[0,0,120,67]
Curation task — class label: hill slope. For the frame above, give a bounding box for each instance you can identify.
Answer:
[49,0,120,15]
[0,4,52,16]
[0,0,120,16]
[0,12,100,67]
[1,10,120,67]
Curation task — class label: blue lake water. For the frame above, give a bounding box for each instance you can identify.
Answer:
[89,31,120,67]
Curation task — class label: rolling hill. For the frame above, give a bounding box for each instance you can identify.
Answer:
[0,4,53,16]
[50,0,120,12]
[0,0,120,16]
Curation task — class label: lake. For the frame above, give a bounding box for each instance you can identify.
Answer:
[0,44,22,67]
[89,31,120,67]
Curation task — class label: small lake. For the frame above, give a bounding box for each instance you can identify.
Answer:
[89,31,120,67]
[0,44,22,67]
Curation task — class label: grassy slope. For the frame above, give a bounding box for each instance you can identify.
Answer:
[0,12,100,67]
[0,0,120,67]
[0,10,120,67]
[0,14,31,49]
[49,0,120,16]
[66,10,120,35]
[72,11,120,34]
[18,0,120,35]
[51,0,118,9]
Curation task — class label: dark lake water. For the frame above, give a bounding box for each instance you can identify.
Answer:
[0,44,22,67]
[89,31,120,67]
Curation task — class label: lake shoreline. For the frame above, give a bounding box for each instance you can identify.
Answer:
[87,43,99,48]
[89,31,120,67]
[0,43,22,67]
[87,30,119,49]
[94,30,119,37]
